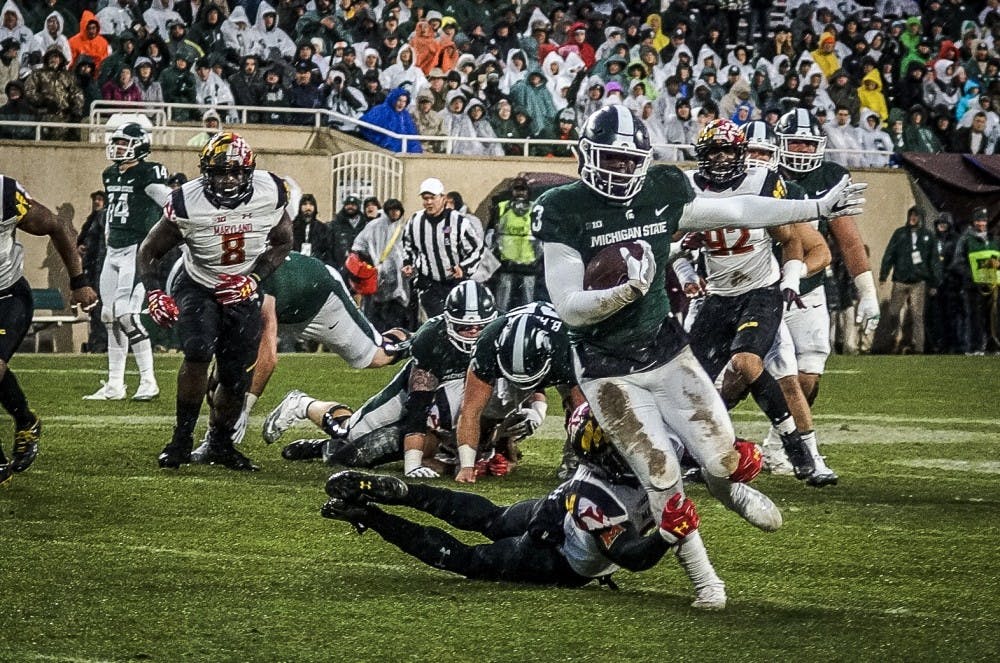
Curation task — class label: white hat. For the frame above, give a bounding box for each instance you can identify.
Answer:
[419,177,445,196]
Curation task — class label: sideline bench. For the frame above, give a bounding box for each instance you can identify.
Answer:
[26,288,88,352]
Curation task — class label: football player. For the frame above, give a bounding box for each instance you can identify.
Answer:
[759,109,878,483]
[267,281,497,477]
[453,301,586,483]
[320,403,704,594]
[203,250,413,446]
[137,132,293,472]
[0,175,98,484]
[533,105,864,608]
[676,119,824,482]
[84,123,172,402]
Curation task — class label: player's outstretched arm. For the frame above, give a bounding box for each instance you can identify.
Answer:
[454,367,494,483]
[19,200,98,310]
[543,242,645,325]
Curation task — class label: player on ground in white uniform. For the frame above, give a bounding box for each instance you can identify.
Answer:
[0,175,98,485]
[84,123,172,402]
[137,132,293,471]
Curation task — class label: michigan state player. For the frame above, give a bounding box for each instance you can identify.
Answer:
[269,281,497,477]
[0,175,98,485]
[533,105,865,609]
[84,123,171,402]
[759,108,880,485]
[454,301,585,482]
[208,251,412,445]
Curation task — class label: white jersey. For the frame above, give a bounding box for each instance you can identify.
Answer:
[685,166,785,296]
[167,171,289,288]
[0,175,31,290]
[558,466,652,578]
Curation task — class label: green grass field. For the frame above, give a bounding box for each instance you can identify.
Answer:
[2,354,998,663]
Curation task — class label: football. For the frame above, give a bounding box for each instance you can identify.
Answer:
[583,240,645,290]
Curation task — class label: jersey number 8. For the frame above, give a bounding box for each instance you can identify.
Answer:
[220,232,246,265]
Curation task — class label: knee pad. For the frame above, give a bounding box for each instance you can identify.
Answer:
[119,314,149,344]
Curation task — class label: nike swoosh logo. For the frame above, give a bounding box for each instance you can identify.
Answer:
[655,204,670,216]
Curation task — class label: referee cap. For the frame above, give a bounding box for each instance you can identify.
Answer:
[419,177,445,196]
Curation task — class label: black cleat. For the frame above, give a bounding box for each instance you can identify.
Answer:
[282,438,326,461]
[321,498,369,534]
[158,437,193,469]
[806,467,839,488]
[325,470,408,505]
[780,432,816,480]
[191,439,259,471]
[11,416,40,473]
[0,462,12,487]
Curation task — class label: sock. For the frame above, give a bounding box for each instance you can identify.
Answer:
[133,339,156,385]
[674,529,724,589]
[0,370,34,429]
[173,399,202,443]
[107,324,127,388]
[749,371,794,429]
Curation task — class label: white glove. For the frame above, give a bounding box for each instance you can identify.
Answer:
[405,465,440,478]
[231,410,249,446]
[816,176,867,219]
[623,240,656,297]
[854,271,880,334]
[505,407,544,439]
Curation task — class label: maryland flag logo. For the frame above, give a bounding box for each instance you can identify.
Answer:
[13,187,30,220]
[772,177,787,200]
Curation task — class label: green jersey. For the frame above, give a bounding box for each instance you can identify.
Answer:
[260,251,359,325]
[781,161,848,295]
[103,159,169,248]
[470,302,576,387]
[410,315,471,383]
[532,164,695,350]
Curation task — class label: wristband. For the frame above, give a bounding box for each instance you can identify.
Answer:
[529,400,548,420]
[69,273,89,290]
[403,448,424,475]
[457,444,477,469]
[780,259,804,293]
[854,270,877,299]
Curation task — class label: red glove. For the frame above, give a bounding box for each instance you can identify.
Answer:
[215,273,259,306]
[782,288,806,311]
[680,232,705,252]
[658,493,700,543]
[147,289,179,328]
[729,438,763,483]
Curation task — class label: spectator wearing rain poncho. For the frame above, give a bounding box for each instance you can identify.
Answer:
[857,107,893,167]
[857,68,888,124]
[509,69,556,134]
[255,2,295,62]
[222,6,264,60]
[359,86,423,153]
[499,48,529,94]
[440,89,476,152]
[380,43,426,96]
[459,98,503,157]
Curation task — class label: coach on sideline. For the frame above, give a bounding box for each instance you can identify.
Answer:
[400,177,484,320]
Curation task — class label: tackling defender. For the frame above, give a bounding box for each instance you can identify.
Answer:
[84,123,171,402]
[533,105,864,608]
[138,132,293,472]
[0,175,98,484]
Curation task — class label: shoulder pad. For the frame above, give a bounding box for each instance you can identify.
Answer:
[3,176,31,222]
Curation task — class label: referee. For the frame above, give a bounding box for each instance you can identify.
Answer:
[401,177,484,319]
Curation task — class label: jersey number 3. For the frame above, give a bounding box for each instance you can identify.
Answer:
[220,232,246,265]
[704,229,753,257]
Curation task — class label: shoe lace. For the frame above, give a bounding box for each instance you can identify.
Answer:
[14,427,38,453]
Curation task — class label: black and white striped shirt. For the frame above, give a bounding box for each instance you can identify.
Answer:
[402,208,484,284]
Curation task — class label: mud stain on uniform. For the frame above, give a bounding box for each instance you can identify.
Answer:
[679,358,739,475]
[595,381,671,482]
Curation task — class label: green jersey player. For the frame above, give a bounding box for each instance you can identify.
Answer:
[534,105,865,609]
[84,123,171,402]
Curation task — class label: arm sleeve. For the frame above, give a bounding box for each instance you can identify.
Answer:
[543,241,639,327]
[678,194,823,231]
[144,182,173,208]
[400,388,434,436]
[593,523,673,572]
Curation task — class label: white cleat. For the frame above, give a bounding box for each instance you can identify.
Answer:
[83,381,126,401]
[729,482,783,532]
[691,583,727,610]
[262,390,309,444]
[132,381,160,402]
[762,427,795,476]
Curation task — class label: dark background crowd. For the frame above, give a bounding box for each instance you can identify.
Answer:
[1,0,999,157]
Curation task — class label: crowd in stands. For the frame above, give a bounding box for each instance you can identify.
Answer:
[1,1,999,157]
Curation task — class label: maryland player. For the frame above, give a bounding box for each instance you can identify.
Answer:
[137,132,293,471]
[0,175,97,485]
[84,123,171,402]
[533,105,865,609]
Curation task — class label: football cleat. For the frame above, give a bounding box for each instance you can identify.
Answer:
[487,452,510,477]
[11,415,41,473]
[0,462,13,487]
[262,389,310,444]
[190,434,259,471]
[320,498,369,534]
[727,482,783,532]
[325,470,408,505]
[806,458,839,488]
[132,381,160,402]
[474,458,489,477]
[83,381,127,401]
[761,429,795,476]
[281,438,326,461]
[691,582,727,610]
[779,432,815,480]
[158,436,193,469]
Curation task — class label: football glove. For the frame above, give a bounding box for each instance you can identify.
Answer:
[658,493,700,544]
[146,289,179,328]
[624,240,656,297]
[854,271,880,334]
[816,176,867,219]
[728,439,763,483]
[231,410,249,446]
[780,259,806,310]
[503,406,545,439]
[404,465,439,478]
[215,273,260,306]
